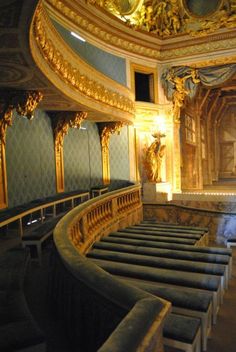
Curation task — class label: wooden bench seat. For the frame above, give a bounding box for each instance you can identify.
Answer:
[22,217,61,265]
[119,278,212,351]
[122,227,203,240]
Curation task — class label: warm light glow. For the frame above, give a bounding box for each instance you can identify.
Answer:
[71,31,86,42]
[151,114,166,134]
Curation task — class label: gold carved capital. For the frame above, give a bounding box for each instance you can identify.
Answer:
[98,122,125,150]
[51,111,88,151]
[0,90,43,145]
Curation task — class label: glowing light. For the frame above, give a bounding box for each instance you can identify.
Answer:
[71,31,86,42]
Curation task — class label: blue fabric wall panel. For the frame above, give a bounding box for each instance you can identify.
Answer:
[6,110,56,207]
[52,20,127,86]
[86,122,103,187]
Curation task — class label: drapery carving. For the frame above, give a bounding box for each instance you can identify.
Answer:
[162,64,236,122]
[98,122,124,184]
[50,111,87,192]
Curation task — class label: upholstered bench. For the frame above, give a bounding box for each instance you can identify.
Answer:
[22,217,61,265]
[90,258,222,318]
[101,235,232,280]
[164,313,201,352]
[91,185,109,198]
[130,225,208,246]
[110,231,198,245]
[120,278,212,351]
[141,220,209,233]
[122,227,203,240]
[87,248,227,292]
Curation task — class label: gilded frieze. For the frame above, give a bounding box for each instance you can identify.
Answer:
[32,3,134,116]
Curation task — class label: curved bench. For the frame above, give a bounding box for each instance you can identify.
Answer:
[122,228,203,240]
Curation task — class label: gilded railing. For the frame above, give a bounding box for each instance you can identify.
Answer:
[65,186,142,254]
[53,184,171,352]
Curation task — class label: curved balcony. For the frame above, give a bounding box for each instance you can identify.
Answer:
[52,184,171,351]
[30,3,135,123]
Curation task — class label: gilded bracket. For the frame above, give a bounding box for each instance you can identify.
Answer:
[98,122,125,184]
[0,90,43,145]
[50,111,87,192]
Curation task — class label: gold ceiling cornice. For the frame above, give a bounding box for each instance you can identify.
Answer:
[30,2,135,123]
[43,0,236,62]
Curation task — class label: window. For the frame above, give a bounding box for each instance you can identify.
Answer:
[134,72,154,102]
[130,63,158,104]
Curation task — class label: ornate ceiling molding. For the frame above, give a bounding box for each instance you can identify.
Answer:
[30,2,135,123]
[43,0,236,62]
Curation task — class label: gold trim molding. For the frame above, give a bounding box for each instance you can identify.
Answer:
[43,0,236,61]
[31,3,134,122]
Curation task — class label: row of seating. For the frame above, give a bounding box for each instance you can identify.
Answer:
[0,248,46,351]
[87,220,232,352]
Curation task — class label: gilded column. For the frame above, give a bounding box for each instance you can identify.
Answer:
[0,90,43,209]
[51,111,87,193]
[98,122,124,185]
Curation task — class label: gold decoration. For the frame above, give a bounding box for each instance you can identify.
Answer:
[186,1,236,37]
[15,91,43,120]
[51,111,87,193]
[143,131,166,182]
[166,68,200,122]
[52,111,88,151]
[129,0,182,37]
[44,0,236,61]
[0,90,43,145]
[32,4,134,114]
[98,122,125,184]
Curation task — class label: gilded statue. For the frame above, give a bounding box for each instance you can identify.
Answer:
[143,131,166,182]
[167,68,200,122]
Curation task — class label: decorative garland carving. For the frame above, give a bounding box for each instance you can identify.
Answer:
[98,121,125,149]
[0,90,43,145]
[51,111,88,151]
[33,4,134,114]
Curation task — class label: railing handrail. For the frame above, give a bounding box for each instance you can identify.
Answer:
[53,184,171,352]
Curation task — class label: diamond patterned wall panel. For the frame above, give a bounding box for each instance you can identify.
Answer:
[64,121,103,191]
[52,20,127,86]
[86,121,103,187]
[109,126,130,189]
[6,110,56,207]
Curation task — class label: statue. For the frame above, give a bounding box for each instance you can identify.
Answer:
[143,131,166,182]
